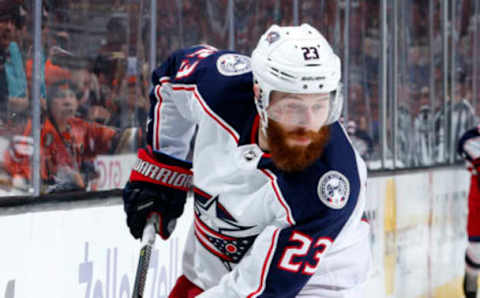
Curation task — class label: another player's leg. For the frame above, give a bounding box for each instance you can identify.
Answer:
[169,275,204,298]
[465,177,480,298]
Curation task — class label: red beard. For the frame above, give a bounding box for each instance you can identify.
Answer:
[267,120,330,172]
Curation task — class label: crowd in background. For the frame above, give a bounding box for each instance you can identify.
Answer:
[0,0,148,193]
[0,0,478,195]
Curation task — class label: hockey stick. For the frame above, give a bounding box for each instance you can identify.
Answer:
[132,215,159,298]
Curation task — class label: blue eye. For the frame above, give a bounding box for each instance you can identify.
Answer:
[312,104,326,111]
[286,103,303,110]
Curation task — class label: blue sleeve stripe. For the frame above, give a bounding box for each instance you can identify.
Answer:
[260,169,295,226]
[247,228,280,298]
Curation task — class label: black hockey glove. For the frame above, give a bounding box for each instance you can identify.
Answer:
[123,147,193,239]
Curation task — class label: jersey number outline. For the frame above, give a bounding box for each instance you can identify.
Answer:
[278,231,332,275]
[301,47,320,60]
[176,47,217,79]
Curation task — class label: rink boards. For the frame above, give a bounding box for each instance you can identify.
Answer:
[365,168,469,298]
[0,155,471,298]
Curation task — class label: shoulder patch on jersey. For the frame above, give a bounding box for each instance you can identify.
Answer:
[317,170,350,209]
[216,54,251,76]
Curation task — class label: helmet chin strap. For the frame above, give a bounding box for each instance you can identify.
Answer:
[257,107,269,139]
[257,119,269,150]
[253,81,270,137]
[259,115,268,142]
[252,85,269,150]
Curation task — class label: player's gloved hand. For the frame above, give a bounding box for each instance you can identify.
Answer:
[123,147,193,239]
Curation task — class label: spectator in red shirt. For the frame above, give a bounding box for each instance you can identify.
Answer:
[4,80,119,193]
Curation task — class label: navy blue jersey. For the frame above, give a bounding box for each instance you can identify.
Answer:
[146,45,371,297]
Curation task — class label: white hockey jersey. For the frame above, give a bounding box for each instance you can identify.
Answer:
[146,45,372,297]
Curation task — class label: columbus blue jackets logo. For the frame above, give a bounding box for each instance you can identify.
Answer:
[216,54,251,76]
[317,171,350,209]
[193,186,257,271]
[266,31,280,44]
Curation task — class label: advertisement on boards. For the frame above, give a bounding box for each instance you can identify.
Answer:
[0,168,472,298]
[0,199,194,298]
[94,154,136,191]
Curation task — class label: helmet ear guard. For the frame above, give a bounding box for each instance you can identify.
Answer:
[326,83,344,125]
[253,76,271,135]
[251,24,342,133]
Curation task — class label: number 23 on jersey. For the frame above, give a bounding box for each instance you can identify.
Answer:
[278,231,333,275]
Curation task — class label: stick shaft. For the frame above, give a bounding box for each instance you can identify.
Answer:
[132,216,157,298]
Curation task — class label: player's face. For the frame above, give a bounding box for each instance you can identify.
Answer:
[268,91,330,147]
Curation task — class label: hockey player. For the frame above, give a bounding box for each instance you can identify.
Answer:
[123,24,372,297]
[458,126,480,298]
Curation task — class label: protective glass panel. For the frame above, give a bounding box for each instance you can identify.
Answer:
[4,0,478,198]
[406,1,436,167]
[156,0,182,62]
[475,2,480,117]
[0,1,33,196]
[165,0,232,52]
[203,0,232,48]
[430,0,448,164]
[299,1,340,52]
[450,0,477,163]
[233,0,285,55]
[0,1,151,195]
[301,1,381,168]
[344,0,380,166]
[395,1,433,168]
[232,0,295,56]
[157,0,231,61]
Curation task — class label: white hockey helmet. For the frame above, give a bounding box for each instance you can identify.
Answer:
[251,24,342,131]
